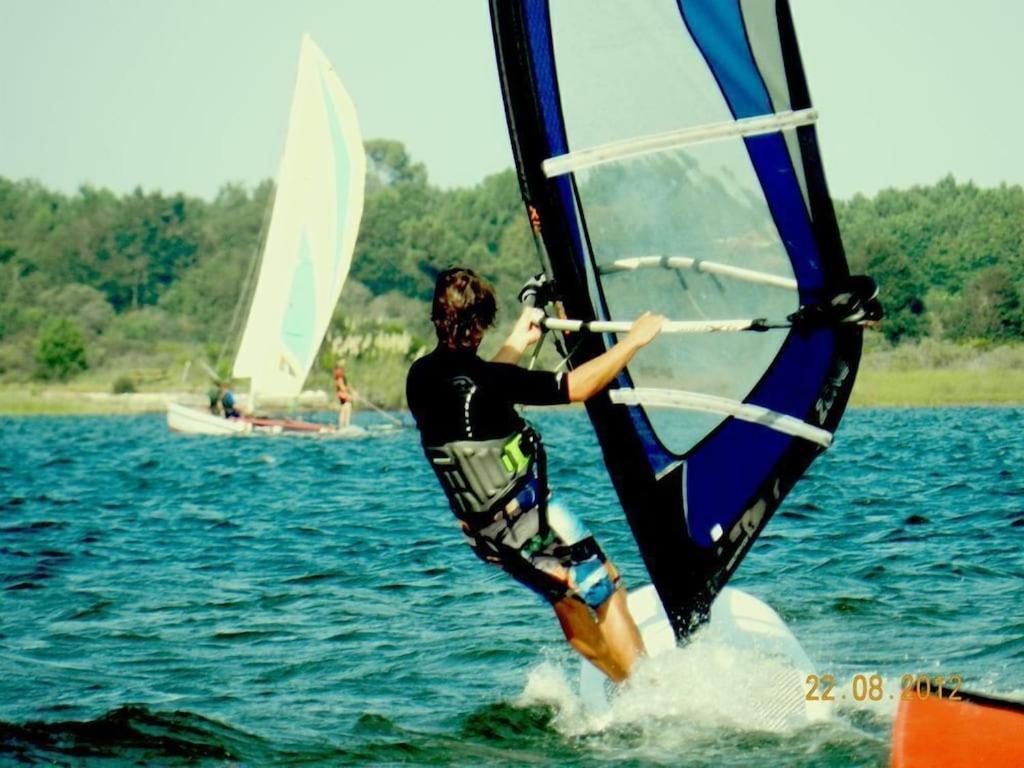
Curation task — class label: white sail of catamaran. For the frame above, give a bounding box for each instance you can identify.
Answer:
[167,35,366,436]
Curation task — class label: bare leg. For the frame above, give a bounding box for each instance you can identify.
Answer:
[596,587,645,673]
[338,401,352,428]
[553,585,645,683]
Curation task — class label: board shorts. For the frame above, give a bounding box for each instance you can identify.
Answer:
[458,474,620,610]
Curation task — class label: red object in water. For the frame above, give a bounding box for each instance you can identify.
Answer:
[246,416,327,433]
[891,687,1024,768]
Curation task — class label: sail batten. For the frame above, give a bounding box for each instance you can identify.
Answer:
[543,108,817,177]
[610,388,833,447]
[600,256,798,291]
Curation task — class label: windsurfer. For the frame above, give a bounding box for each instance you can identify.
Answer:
[406,268,665,682]
[334,363,352,428]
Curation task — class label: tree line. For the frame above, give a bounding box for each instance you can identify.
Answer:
[1,138,1021,384]
[0,139,538,383]
[837,176,1024,344]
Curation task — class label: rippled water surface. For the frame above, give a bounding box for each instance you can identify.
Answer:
[1,408,1022,766]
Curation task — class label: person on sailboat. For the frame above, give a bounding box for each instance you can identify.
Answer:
[406,267,665,683]
[208,383,223,415]
[334,363,352,428]
[216,381,241,419]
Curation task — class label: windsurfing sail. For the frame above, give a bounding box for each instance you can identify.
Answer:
[490,1,873,635]
[233,35,366,400]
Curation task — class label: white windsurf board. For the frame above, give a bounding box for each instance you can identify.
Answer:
[579,585,832,729]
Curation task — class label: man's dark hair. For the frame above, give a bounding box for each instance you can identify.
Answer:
[431,268,497,349]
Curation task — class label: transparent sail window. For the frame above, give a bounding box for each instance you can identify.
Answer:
[573,139,799,456]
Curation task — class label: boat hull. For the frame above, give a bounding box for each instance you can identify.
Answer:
[166,403,252,435]
[166,403,359,437]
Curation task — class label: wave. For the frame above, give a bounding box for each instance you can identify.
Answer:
[0,705,260,765]
[0,702,570,767]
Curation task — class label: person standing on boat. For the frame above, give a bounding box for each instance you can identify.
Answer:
[406,267,664,683]
[334,363,352,428]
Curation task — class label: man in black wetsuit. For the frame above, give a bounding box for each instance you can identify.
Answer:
[407,267,664,682]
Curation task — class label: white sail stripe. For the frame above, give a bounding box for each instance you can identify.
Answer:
[541,317,780,334]
[610,388,832,448]
[599,255,798,291]
[542,108,817,177]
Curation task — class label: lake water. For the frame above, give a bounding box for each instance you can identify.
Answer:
[1,408,1022,766]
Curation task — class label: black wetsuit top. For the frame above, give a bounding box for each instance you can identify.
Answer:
[406,346,570,446]
[406,345,617,608]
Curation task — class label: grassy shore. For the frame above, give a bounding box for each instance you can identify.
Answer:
[850,339,1024,407]
[850,368,1024,407]
[3,341,1023,416]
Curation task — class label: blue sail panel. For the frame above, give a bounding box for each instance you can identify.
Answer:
[677,0,774,118]
[280,234,318,366]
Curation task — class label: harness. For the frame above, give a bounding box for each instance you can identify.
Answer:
[426,425,545,519]
[427,424,619,609]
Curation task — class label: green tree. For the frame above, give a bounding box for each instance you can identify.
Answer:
[365,139,428,190]
[854,233,928,344]
[954,266,1024,341]
[35,317,88,380]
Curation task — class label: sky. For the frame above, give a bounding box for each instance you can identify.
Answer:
[1,0,1022,201]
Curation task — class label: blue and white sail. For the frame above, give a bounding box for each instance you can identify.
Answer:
[233,35,366,400]
[491,1,872,635]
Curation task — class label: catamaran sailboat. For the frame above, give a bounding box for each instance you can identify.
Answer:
[167,35,366,437]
